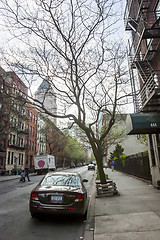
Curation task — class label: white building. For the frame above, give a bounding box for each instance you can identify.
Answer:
[34,78,57,125]
[103,114,148,161]
[36,114,47,156]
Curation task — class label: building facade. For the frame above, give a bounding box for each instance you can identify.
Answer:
[25,103,38,171]
[0,70,28,174]
[0,67,11,173]
[124,0,160,187]
[36,113,47,156]
[34,78,57,125]
[0,67,39,174]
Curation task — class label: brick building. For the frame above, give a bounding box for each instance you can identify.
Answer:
[0,67,11,173]
[25,103,38,171]
[124,0,160,187]
[0,68,28,174]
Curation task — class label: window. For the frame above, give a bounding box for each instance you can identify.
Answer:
[9,134,12,144]
[30,112,32,121]
[26,155,28,166]
[155,1,160,19]
[22,108,25,115]
[27,124,29,133]
[30,155,33,168]
[26,139,28,147]
[41,174,81,187]
[0,157,3,166]
[7,151,10,164]
[29,140,31,150]
[11,152,14,165]
[12,85,16,93]
[33,127,34,137]
[21,138,24,147]
[27,110,29,118]
[12,135,16,145]
[19,153,21,165]
[21,154,24,165]
[33,114,35,122]
[30,126,32,135]
[18,137,20,146]
[32,142,34,151]
[14,118,17,127]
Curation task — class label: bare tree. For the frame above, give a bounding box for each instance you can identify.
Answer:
[0,0,131,183]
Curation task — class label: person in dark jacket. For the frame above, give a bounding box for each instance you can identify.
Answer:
[25,168,30,182]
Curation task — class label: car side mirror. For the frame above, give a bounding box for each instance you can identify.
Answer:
[83,179,88,183]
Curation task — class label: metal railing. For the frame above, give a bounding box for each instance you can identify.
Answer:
[124,0,149,30]
[133,71,160,111]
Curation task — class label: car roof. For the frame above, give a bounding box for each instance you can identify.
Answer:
[46,171,80,177]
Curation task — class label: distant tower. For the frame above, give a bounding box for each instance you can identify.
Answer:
[35,78,57,125]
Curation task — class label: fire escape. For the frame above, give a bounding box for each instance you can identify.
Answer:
[124,0,160,112]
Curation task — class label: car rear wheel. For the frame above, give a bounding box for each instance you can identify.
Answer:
[31,212,39,218]
[82,209,88,220]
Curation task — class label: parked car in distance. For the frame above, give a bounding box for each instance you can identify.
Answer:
[70,163,76,168]
[29,172,88,219]
[88,163,95,170]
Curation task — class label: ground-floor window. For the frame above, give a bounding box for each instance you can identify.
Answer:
[18,153,24,166]
[11,152,14,165]
[7,151,10,164]
[30,155,33,168]
[0,156,3,166]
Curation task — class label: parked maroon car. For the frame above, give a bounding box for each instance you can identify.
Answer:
[29,172,88,218]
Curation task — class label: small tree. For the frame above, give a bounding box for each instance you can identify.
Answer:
[110,144,124,160]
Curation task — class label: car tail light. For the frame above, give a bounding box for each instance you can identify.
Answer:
[74,193,84,202]
[31,193,39,201]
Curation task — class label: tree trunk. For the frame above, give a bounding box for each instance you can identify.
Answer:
[96,153,106,184]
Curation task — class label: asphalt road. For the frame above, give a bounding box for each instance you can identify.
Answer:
[0,166,95,240]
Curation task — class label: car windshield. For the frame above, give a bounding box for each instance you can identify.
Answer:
[40,174,81,187]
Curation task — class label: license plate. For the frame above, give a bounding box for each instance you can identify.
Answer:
[51,195,63,202]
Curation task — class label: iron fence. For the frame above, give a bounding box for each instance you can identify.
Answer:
[114,152,152,181]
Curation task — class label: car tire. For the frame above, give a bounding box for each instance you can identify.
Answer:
[31,212,39,218]
[82,210,88,220]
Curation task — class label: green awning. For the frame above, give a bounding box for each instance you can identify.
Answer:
[126,113,160,135]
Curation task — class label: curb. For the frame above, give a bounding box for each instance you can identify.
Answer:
[83,172,96,240]
[0,173,37,183]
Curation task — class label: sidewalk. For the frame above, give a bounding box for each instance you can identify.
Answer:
[0,174,20,182]
[94,168,160,240]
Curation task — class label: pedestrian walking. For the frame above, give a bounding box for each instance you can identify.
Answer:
[25,168,30,182]
[20,170,25,182]
[110,161,115,172]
